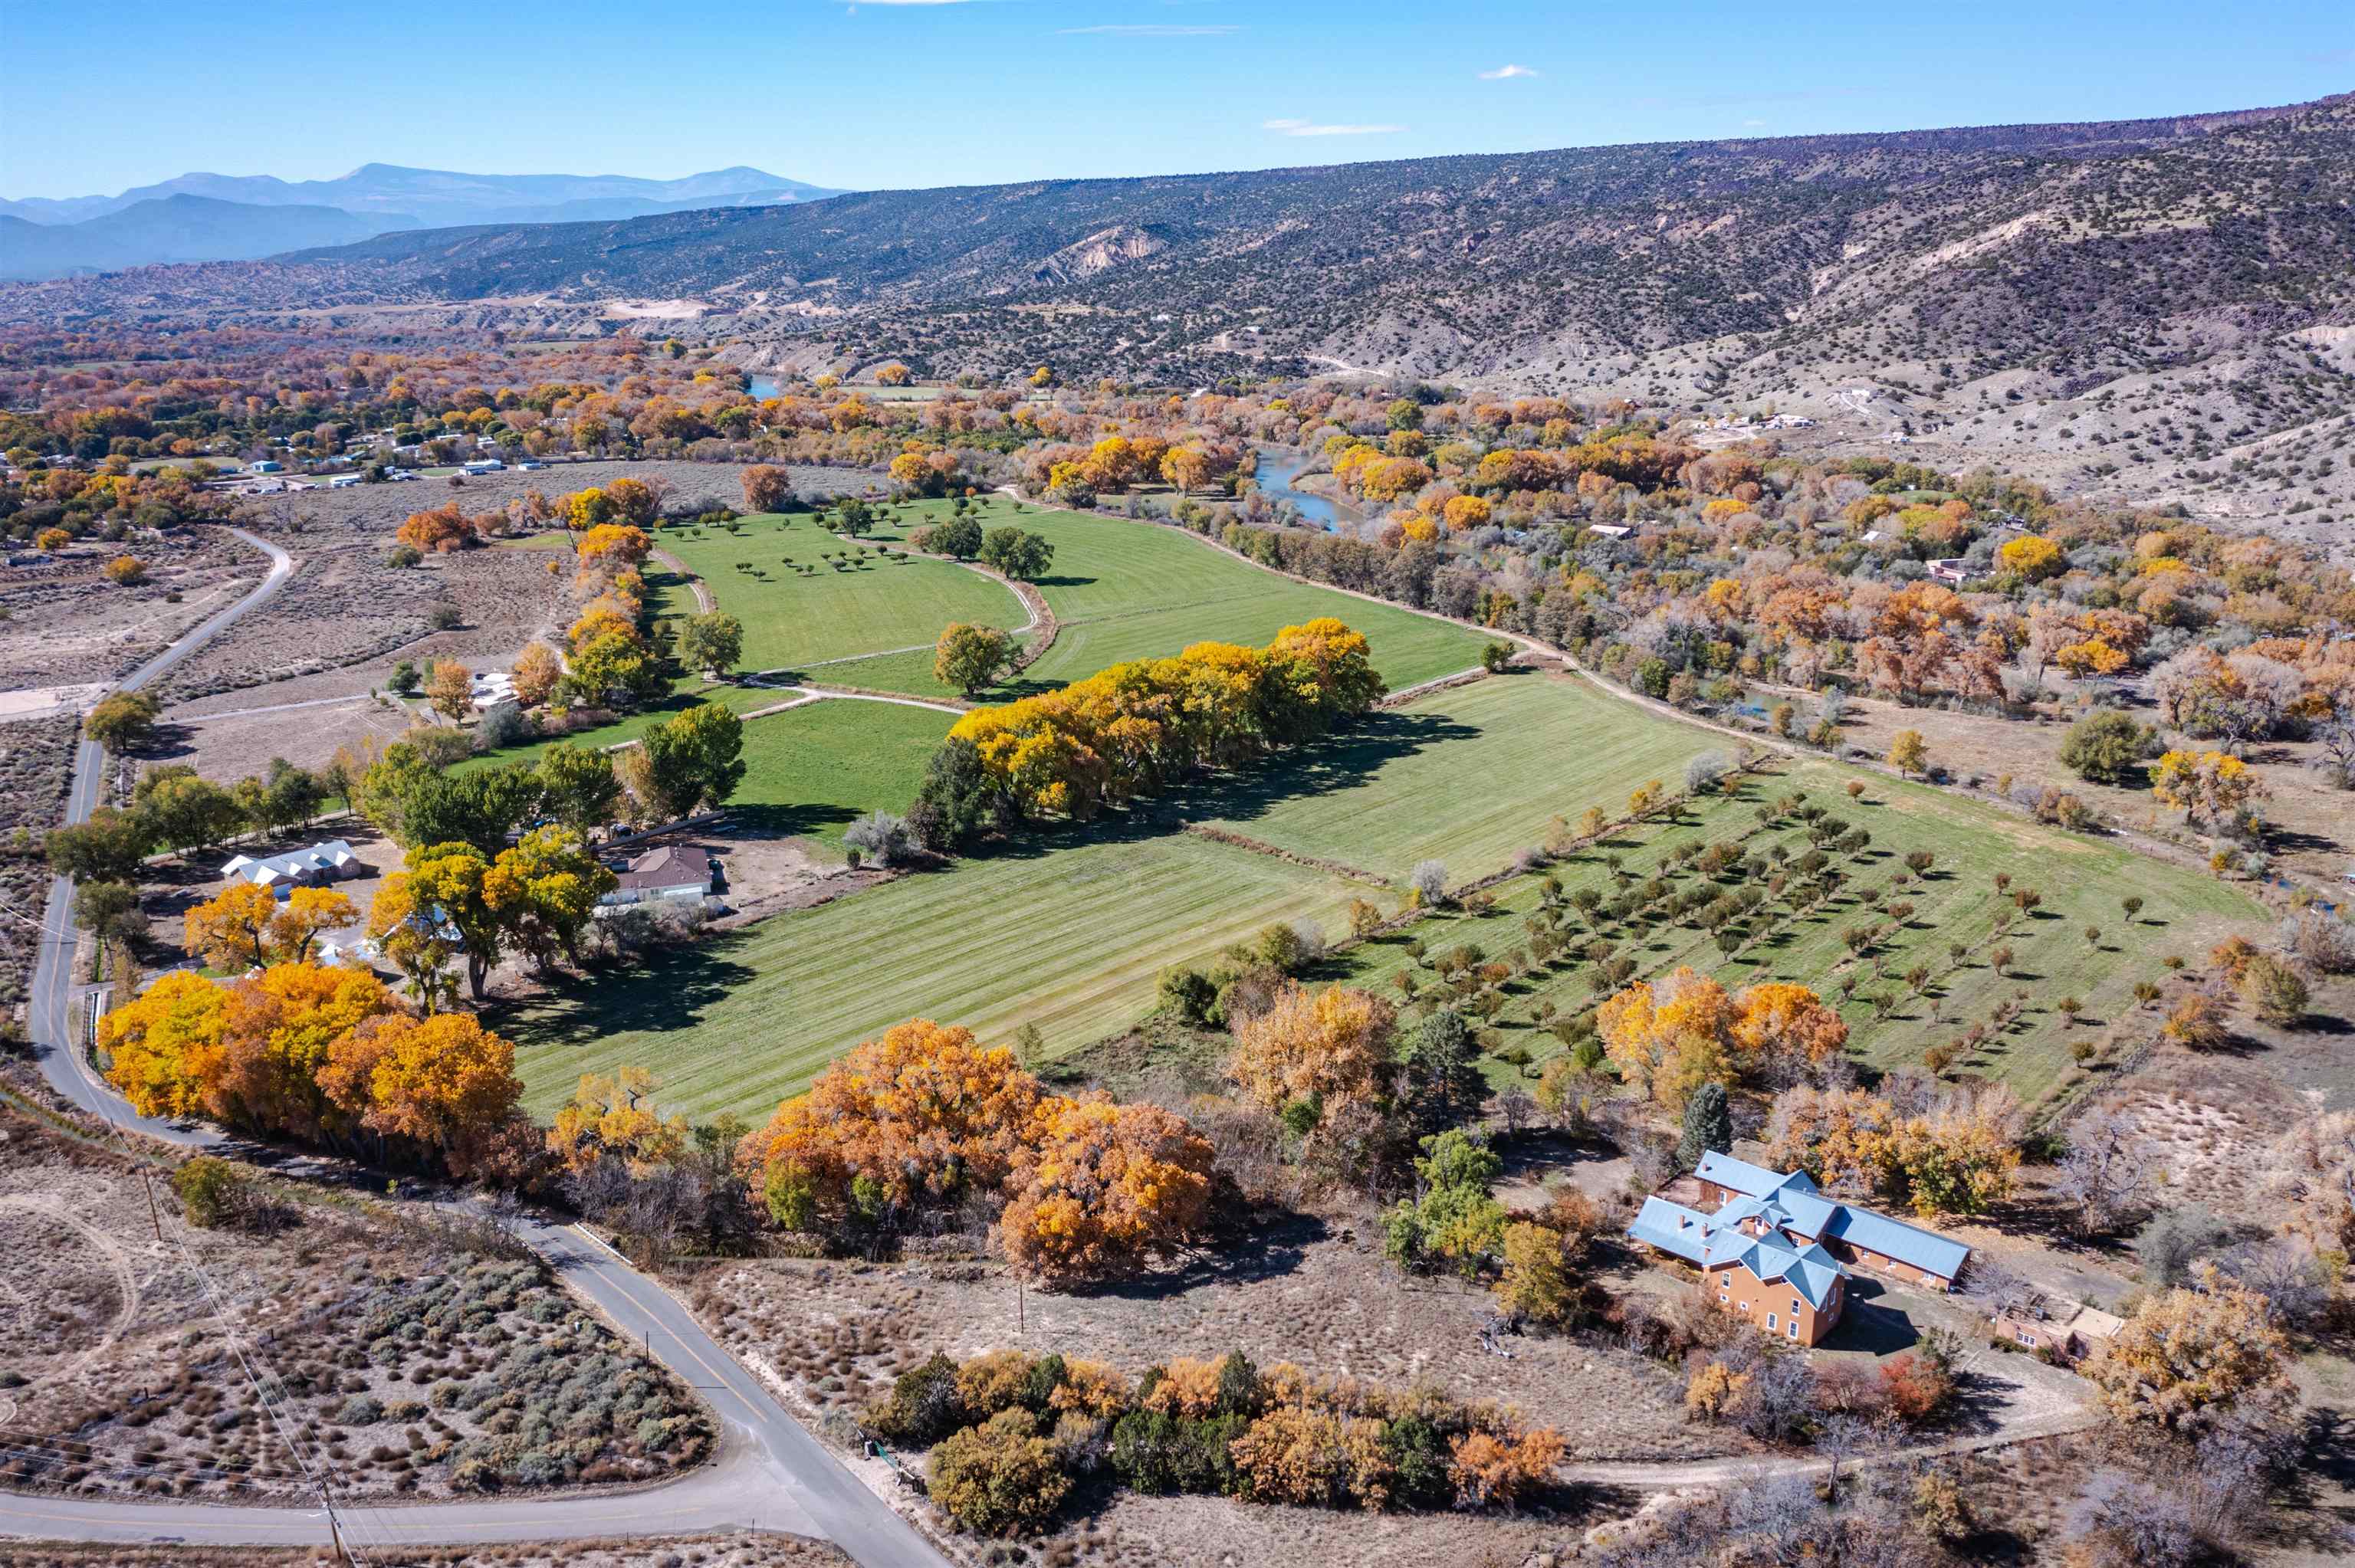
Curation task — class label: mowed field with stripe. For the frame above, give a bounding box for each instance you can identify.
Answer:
[498,671,1723,1120]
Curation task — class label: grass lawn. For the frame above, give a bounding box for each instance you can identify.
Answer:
[840,496,1493,695]
[656,513,1021,672]
[499,825,1359,1120]
[728,697,955,851]
[1200,671,1714,884]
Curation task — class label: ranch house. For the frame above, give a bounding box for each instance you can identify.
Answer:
[220,839,368,894]
[1626,1152,1972,1348]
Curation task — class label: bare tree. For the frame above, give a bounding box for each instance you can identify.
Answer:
[1815,1413,1871,1501]
[2054,1107,2160,1236]
[1963,1255,2040,1322]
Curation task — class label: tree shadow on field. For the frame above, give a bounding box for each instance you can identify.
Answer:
[1081,1210,1329,1300]
[941,710,1480,868]
[726,801,860,841]
[1161,710,1480,829]
[486,937,758,1048]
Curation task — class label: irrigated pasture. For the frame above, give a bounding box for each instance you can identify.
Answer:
[494,654,2264,1122]
[815,497,1493,696]
[500,826,1361,1120]
[1200,671,1706,881]
[728,695,956,850]
[657,515,1020,672]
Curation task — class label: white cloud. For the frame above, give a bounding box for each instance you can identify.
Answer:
[1263,118,1405,137]
[1479,64,1539,80]
[1058,21,1239,33]
[1742,117,1767,128]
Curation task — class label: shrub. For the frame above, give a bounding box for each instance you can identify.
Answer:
[1447,1426,1565,1509]
[1231,1405,1390,1507]
[2059,710,2159,784]
[169,1157,249,1228]
[338,1394,386,1425]
[929,1409,1070,1535]
[842,809,914,868]
[867,1353,966,1445]
[2238,956,2308,1028]
[1109,1408,1244,1496]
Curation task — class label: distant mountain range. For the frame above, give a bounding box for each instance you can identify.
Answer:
[0,164,842,278]
[0,195,396,280]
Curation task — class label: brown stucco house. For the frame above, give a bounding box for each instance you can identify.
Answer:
[1626,1152,1972,1347]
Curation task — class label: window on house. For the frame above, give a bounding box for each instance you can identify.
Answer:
[1788,1320,1799,1338]
[1766,1313,1778,1330]
[1792,1298,1802,1316]
[1737,1301,1748,1312]
[1720,1289,1730,1302]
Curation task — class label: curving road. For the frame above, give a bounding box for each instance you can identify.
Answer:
[14,526,950,1566]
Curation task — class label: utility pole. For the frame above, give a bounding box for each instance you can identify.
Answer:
[140,1172,163,1244]
[324,1488,355,1566]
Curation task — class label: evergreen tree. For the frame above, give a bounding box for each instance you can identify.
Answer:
[1677,1080,1733,1172]
[1402,1006,1484,1132]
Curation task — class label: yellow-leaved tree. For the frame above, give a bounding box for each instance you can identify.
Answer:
[998,1095,1216,1285]
[547,1066,691,1175]
[1223,983,1392,1132]
[2081,1271,2290,1434]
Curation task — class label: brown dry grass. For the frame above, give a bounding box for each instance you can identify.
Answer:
[1835,694,2352,885]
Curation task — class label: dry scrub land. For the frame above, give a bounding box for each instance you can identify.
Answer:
[0,716,78,1019]
[0,1537,848,1568]
[154,461,864,713]
[0,1108,710,1501]
[0,526,258,692]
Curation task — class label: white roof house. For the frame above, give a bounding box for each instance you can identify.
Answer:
[221,839,366,891]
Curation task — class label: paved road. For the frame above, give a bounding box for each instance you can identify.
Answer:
[28,526,293,1123]
[13,526,951,1565]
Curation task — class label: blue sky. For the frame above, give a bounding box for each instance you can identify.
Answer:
[3,1,2349,198]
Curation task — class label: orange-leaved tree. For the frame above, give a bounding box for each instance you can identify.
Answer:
[183,882,281,972]
[319,1011,523,1177]
[212,962,399,1140]
[999,1094,1216,1285]
[741,1019,1048,1232]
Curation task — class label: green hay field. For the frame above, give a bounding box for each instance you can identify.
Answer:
[499,825,1360,1120]
[1199,671,1711,882]
[656,515,1021,672]
[809,497,1493,697]
[727,697,956,850]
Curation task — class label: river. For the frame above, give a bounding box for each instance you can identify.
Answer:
[1251,446,1346,530]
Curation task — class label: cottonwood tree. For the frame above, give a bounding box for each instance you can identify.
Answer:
[534,742,622,833]
[2054,1107,2160,1236]
[2082,1273,2291,1435]
[678,612,744,679]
